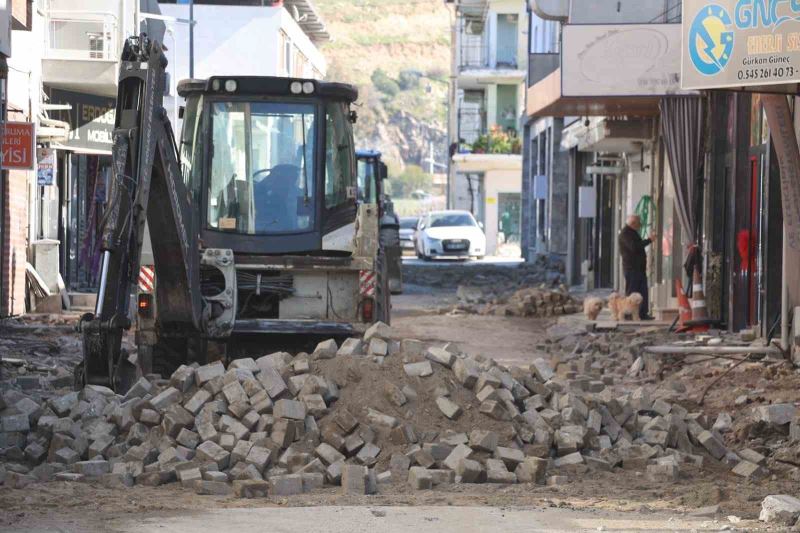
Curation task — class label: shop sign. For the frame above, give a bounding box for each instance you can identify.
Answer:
[37,148,56,186]
[47,89,116,152]
[682,0,800,89]
[562,24,684,96]
[1,121,35,170]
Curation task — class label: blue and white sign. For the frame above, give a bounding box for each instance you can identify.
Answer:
[682,0,800,89]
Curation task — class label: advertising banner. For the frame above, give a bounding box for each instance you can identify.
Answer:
[682,0,800,89]
[1,122,35,170]
[37,148,56,186]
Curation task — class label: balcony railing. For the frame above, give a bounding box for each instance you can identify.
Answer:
[457,107,487,145]
[44,11,120,61]
[459,36,520,70]
[460,38,488,70]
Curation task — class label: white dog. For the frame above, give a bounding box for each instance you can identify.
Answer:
[583,297,604,321]
[607,292,643,321]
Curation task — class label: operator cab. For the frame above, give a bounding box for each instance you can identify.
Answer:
[177,77,359,256]
[355,149,388,208]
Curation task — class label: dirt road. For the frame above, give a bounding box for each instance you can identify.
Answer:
[18,505,723,533]
[391,284,552,367]
[1,269,795,532]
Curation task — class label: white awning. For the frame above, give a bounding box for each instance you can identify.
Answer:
[48,143,112,156]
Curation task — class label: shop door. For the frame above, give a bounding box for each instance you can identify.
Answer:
[737,150,765,329]
[594,175,615,289]
[498,192,521,257]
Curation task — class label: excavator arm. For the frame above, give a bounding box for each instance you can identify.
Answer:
[79,35,201,390]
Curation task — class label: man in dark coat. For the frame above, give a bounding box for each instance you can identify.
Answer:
[618,214,655,320]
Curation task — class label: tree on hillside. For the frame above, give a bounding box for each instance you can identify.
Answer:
[371,69,400,96]
[398,70,422,90]
[390,165,433,198]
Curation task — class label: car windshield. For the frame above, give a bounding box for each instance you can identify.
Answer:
[429,213,476,228]
[207,101,315,234]
[356,157,377,204]
[400,217,418,230]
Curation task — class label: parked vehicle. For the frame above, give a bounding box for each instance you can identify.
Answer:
[399,217,419,252]
[415,210,486,261]
[356,150,402,294]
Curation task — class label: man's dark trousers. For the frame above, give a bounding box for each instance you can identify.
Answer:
[624,270,649,319]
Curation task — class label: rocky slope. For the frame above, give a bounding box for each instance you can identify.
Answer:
[315,0,450,170]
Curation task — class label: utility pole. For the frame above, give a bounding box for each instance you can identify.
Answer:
[189,0,195,78]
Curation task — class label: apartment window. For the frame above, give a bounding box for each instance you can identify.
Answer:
[278,31,289,76]
[530,16,559,54]
[284,35,293,77]
[458,90,486,144]
[87,32,105,59]
[293,47,307,78]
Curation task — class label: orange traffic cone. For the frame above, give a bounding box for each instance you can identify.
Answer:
[675,279,692,333]
[686,265,711,331]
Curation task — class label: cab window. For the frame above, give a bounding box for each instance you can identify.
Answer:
[324,102,355,209]
[356,157,377,204]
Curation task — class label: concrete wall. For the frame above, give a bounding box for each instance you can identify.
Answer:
[453,154,522,255]
[547,118,569,256]
[484,170,521,254]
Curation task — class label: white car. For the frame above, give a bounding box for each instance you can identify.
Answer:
[415,210,486,260]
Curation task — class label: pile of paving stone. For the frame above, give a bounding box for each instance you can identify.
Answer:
[447,285,580,318]
[403,255,563,290]
[540,324,800,484]
[1,322,799,498]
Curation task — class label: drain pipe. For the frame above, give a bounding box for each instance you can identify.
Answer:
[645,345,781,356]
[781,225,789,352]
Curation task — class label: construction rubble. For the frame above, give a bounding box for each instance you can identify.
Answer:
[450,285,581,318]
[1,321,798,519]
[402,255,563,290]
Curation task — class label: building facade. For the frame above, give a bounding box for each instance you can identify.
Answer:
[525,0,683,318]
[0,0,330,316]
[447,0,526,256]
[525,0,798,354]
[1,0,35,317]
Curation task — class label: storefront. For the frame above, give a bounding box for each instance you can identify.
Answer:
[681,0,800,343]
[41,88,115,292]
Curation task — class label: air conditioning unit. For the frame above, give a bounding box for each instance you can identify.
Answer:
[87,32,105,59]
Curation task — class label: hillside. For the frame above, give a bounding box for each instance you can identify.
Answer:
[314,0,451,171]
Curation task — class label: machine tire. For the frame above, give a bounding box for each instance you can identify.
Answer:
[374,250,391,325]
